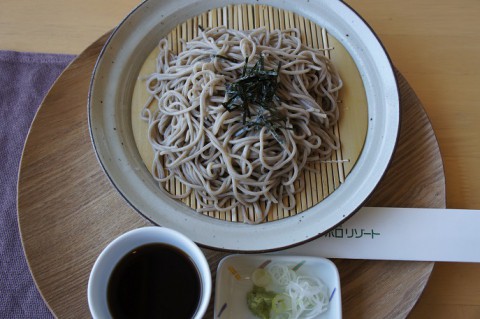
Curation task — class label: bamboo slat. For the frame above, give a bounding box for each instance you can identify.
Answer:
[131,4,368,223]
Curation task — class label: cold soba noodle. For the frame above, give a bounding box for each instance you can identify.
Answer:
[141,26,342,223]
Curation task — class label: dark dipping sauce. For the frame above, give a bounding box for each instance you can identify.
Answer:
[107,243,201,319]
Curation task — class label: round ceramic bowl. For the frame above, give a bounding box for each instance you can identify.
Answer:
[88,0,399,251]
[87,226,212,319]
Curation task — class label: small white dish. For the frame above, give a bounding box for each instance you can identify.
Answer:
[214,254,342,319]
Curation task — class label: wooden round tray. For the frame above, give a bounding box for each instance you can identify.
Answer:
[17,33,445,318]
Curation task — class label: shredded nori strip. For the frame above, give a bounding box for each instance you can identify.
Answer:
[222,55,291,145]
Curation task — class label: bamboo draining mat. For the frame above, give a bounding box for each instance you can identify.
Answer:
[131,4,368,223]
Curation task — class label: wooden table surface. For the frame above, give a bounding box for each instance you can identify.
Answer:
[2,0,480,318]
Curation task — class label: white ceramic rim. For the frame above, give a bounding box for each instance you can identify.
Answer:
[87,226,212,319]
[88,0,400,252]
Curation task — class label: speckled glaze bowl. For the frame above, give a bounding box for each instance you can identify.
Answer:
[88,0,399,251]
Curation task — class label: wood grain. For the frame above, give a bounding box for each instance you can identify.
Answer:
[5,0,479,318]
[17,31,444,318]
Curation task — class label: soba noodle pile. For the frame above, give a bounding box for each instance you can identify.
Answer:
[141,26,342,223]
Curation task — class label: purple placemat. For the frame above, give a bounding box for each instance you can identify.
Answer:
[0,51,75,318]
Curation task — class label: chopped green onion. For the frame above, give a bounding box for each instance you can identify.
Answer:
[252,268,272,288]
[271,294,292,314]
